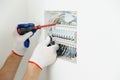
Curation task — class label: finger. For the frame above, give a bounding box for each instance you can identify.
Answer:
[22,32,33,41]
[49,44,59,50]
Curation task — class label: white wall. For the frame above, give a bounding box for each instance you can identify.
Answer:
[79,0,120,80]
[80,0,120,80]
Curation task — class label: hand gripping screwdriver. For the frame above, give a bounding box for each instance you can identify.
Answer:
[17,23,56,48]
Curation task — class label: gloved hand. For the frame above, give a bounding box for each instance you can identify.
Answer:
[17,23,36,48]
[28,36,59,70]
[12,23,34,57]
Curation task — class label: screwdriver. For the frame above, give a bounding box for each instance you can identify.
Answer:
[17,23,56,35]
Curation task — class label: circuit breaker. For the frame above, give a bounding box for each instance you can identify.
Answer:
[45,11,77,63]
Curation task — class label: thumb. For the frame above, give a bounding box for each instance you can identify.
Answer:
[22,32,33,41]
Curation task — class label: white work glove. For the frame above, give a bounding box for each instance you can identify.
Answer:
[12,29,33,57]
[29,36,59,70]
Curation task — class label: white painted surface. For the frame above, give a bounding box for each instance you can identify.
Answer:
[0,0,120,80]
[80,0,120,80]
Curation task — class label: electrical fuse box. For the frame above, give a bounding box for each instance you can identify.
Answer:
[45,11,77,63]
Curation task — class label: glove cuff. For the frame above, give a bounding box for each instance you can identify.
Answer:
[12,50,24,57]
[12,45,26,56]
[28,61,43,70]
